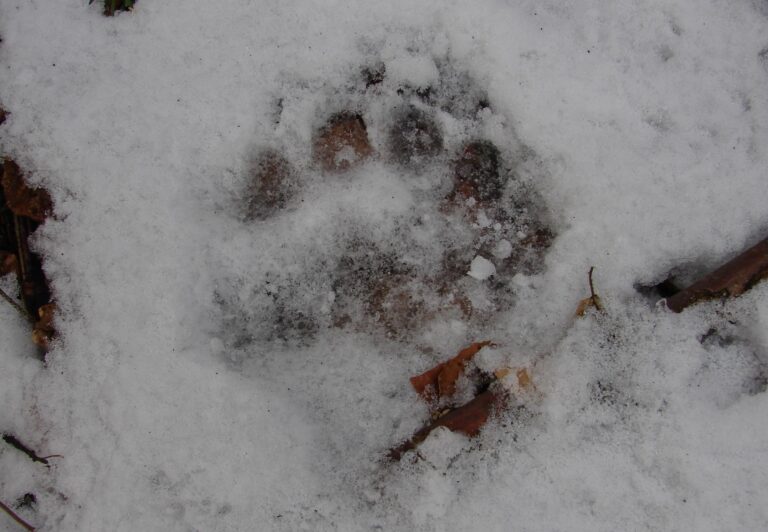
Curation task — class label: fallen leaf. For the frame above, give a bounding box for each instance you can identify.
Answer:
[575,296,593,316]
[575,267,604,316]
[31,303,56,351]
[516,368,531,389]
[575,294,603,316]
[393,344,536,461]
[2,159,53,222]
[0,252,17,276]
[493,367,511,380]
[410,341,492,401]
[494,367,534,395]
[388,389,507,461]
[437,358,465,397]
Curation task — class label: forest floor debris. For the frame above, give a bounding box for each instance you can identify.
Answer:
[0,159,55,354]
[665,236,768,312]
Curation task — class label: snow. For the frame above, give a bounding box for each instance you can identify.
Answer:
[467,255,496,280]
[492,238,512,259]
[1,0,768,530]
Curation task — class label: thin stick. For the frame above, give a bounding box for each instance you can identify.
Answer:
[0,286,33,323]
[586,266,604,312]
[2,434,51,465]
[13,215,27,282]
[0,499,35,531]
[588,266,596,299]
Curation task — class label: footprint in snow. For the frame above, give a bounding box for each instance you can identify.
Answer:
[239,60,554,344]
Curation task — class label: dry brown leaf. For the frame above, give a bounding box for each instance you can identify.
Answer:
[574,297,592,317]
[32,302,56,351]
[0,252,18,276]
[575,267,604,317]
[2,159,53,222]
[410,341,493,401]
[388,388,507,461]
[494,367,533,394]
[575,295,603,316]
[493,367,511,380]
[516,368,531,389]
[394,346,537,461]
[437,358,464,397]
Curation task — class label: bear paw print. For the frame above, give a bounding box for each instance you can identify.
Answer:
[236,60,555,344]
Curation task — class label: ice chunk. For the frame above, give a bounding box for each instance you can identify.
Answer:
[467,256,496,280]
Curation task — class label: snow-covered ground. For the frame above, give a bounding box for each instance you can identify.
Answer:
[2,0,768,530]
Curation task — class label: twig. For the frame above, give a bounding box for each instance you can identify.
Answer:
[588,267,604,311]
[575,267,604,316]
[1,434,55,466]
[13,215,27,283]
[0,287,33,323]
[0,499,35,531]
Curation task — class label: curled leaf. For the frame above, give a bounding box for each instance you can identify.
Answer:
[575,295,603,316]
[32,303,56,351]
[410,341,492,401]
[388,389,507,461]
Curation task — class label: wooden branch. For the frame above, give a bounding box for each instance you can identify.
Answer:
[2,434,52,466]
[665,236,768,313]
[0,499,35,531]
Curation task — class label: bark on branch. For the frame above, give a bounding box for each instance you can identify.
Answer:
[665,236,768,313]
[0,499,35,531]
[1,434,57,466]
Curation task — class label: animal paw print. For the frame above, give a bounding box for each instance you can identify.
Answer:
[236,60,554,345]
